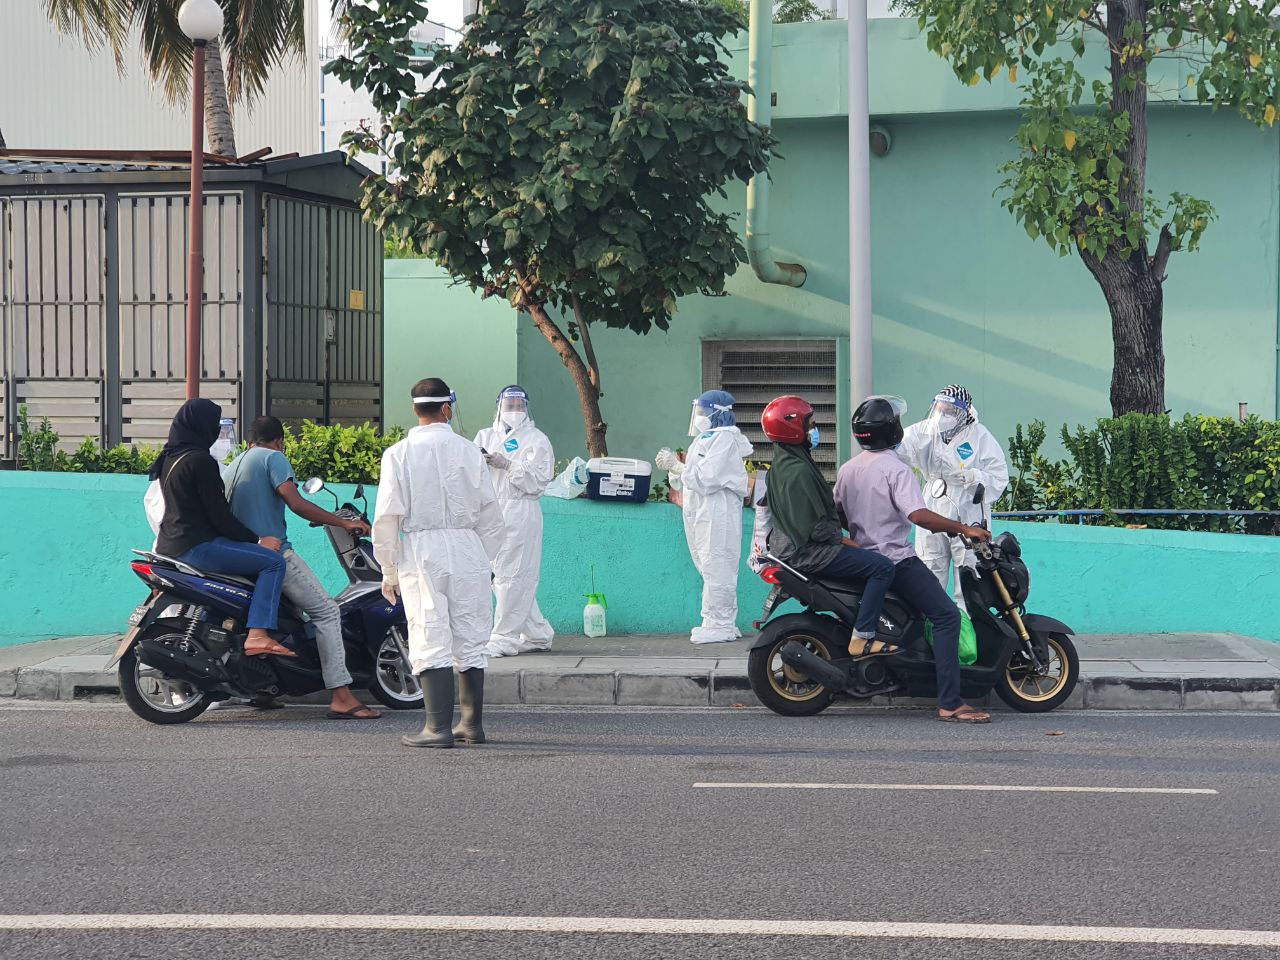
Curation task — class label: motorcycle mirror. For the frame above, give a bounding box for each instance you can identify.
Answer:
[928,477,948,500]
[301,477,325,495]
[354,483,365,500]
[972,482,985,506]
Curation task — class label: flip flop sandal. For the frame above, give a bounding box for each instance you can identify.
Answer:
[326,704,382,720]
[938,706,992,724]
[244,642,296,658]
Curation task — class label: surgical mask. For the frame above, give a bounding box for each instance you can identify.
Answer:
[808,426,821,449]
[500,411,528,430]
[690,413,713,436]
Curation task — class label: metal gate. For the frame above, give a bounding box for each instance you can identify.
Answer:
[117,193,243,445]
[264,196,381,429]
[1,196,107,453]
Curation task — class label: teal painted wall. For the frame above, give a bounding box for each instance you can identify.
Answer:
[4,472,1280,647]
[383,260,518,436]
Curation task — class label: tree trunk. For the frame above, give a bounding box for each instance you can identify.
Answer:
[204,39,237,157]
[527,302,609,457]
[1087,0,1164,416]
[1082,250,1165,414]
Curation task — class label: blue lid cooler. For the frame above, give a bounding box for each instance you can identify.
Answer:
[584,457,652,504]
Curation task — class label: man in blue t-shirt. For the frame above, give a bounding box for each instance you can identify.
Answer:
[224,416,380,720]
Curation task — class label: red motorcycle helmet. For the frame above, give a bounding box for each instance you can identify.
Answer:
[761,395,814,445]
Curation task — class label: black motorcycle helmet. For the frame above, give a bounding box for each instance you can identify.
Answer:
[852,395,906,451]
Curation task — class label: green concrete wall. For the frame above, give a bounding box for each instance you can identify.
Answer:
[510,19,1280,464]
[4,472,1280,647]
[383,260,519,436]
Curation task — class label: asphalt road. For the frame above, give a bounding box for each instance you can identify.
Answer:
[1,701,1279,959]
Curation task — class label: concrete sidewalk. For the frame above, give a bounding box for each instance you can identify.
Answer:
[4,631,1280,711]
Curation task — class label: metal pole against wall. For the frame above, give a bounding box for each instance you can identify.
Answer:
[185,40,207,400]
[848,0,873,407]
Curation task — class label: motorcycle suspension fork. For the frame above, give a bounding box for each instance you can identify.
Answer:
[990,569,1048,669]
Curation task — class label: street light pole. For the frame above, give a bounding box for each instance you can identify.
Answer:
[178,0,224,401]
[186,39,207,401]
[848,0,873,406]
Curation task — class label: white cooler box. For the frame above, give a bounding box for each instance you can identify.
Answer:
[585,457,652,504]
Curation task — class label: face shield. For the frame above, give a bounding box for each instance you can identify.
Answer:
[496,387,530,431]
[688,401,714,437]
[414,390,463,433]
[926,395,970,444]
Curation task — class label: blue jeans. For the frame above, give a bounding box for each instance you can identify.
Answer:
[891,556,963,710]
[815,546,895,637]
[181,538,286,631]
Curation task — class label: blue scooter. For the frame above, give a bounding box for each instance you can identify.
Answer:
[110,479,420,724]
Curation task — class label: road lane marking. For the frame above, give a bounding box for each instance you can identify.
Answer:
[692,782,1218,795]
[0,915,1275,945]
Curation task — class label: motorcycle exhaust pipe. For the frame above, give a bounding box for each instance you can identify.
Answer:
[779,640,851,692]
[136,639,227,686]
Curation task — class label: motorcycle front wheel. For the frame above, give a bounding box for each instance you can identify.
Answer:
[748,625,841,717]
[995,632,1080,713]
[118,633,211,725]
[368,626,423,710]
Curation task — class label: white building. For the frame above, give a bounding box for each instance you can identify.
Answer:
[1,0,320,156]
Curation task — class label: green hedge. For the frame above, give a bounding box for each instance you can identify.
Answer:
[1000,413,1280,533]
[16,406,402,485]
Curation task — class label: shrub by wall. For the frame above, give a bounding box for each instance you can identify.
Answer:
[1000,413,1280,533]
[16,407,401,485]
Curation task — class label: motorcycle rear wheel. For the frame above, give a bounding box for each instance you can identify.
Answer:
[748,628,840,717]
[118,634,211,725]
[995,633,1080,713]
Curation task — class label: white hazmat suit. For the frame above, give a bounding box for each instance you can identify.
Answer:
[373,423,506,673]
[475,410,556,657]
[899,397,1008,612]
[677,425,752,644]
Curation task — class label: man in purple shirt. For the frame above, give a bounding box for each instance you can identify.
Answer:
[835,396,993,724]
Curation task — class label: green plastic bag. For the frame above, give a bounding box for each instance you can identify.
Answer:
[924,610,977,666]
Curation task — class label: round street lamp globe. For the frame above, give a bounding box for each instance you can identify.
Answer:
[178,0,224,42]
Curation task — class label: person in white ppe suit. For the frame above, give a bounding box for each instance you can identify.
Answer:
[898,384,1009,613]
[474,385,556,658]
[656,390,752,644]
[374,378,506,749]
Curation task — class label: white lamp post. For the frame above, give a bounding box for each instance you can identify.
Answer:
[178,0,224,400]
[848,0,873,405]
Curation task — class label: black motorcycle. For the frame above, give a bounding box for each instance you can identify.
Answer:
[747,520,1080,716]
[109,480,421,724]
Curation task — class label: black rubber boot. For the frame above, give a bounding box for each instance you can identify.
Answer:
[452,668,486,745]
[401,668,455,749]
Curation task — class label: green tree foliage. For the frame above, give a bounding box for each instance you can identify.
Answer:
[327,0,775,456]
[999,413,1280,534]
[42,0,341,154]
[708,0,832,22]
[897,0,1280,417]
[773,0,833,23]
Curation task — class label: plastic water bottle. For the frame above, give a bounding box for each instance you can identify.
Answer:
[210,418,236,462]
[583,593,608,638]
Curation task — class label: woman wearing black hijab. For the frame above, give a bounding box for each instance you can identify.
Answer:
[152,399,292,658]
